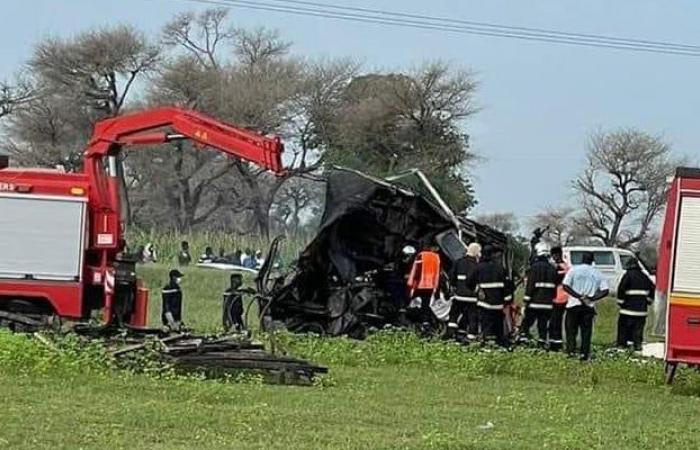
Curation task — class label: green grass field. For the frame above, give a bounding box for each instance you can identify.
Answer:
[0,264,697,450]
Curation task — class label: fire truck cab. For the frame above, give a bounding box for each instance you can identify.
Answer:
[657,167,700,383]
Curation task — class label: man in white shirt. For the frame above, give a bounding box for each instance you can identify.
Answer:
[562,251,610,361]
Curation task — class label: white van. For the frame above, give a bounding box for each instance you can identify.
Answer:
[562,246,655,297]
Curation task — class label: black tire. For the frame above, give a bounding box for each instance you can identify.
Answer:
[665,362,678,385]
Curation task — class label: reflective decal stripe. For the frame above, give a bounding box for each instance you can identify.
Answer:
[549,339,563,344]
[619,309,648,317]
[479,282,505,289]
[504,295,513,301]
[523,296,531,301]
[617,300,624,305]
[625,290,650,296]
[457,275,467,280]
[527,303,553,310]
[162,289,179,294]
[477,301,504,310]
[452,295,477,303]
[447,322,458,329]
[535,282,556,288]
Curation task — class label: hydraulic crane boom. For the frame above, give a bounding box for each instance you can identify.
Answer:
[85,107,284,171]
[83,107,284,248]
[81,107,285,324]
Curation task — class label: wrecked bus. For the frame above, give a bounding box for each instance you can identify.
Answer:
[259,167,509,338]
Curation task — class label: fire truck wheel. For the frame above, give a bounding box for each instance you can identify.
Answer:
[665,362,678,385]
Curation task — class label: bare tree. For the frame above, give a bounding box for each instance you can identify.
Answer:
[270,177,323,237]
[4,26,159,170]
[30,25,160,116]
[163,8,234,70]
[574,129,678,248]
[476,212,520,235]
[0,80,34,119]
[529,206,579,246]
[142,9,358,235]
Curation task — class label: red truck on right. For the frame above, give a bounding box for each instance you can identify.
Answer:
[657,167,700,383]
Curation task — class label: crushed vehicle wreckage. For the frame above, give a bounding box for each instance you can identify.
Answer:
[258,168,510,338]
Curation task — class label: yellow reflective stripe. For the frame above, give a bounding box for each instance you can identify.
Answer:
[161,289,179,294]
[452,295,477,302]
[535,282,556,288]
[670,294,700,307]
[479,282,505,289]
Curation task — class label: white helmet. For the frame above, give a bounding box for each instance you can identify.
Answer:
[402,245,416,256]
[535,242,550,257]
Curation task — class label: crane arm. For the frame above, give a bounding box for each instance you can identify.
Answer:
[82,107,286,255]
[85,107,284,173]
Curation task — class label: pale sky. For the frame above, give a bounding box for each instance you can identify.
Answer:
[2,0,699,223]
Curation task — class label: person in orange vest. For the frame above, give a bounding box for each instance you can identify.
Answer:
[407,246,442,331]
[548,246,569,351]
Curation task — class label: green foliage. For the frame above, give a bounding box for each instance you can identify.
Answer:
[279,330,666,389]
[322,67,479,213]
[1,264,698,449]
[0,331,111,378]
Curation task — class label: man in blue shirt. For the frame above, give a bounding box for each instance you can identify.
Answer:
[562,252,610,361]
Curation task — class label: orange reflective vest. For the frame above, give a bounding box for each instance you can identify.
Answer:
[554,261,570,304]
[407,251,441,295]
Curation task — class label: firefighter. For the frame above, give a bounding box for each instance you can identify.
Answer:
[563,252,609,361]
[616,257,655,351]
[223,273,246,332]
[519,242,558,347]
[548,246,569,351]
[446,242,481,341]
[161,269,185,331]
[407,245,442,331]
[474,245,512,347]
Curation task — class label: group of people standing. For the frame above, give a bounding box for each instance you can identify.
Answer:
[177,241,264,269]
[406,243,514,346]
[407,240,655,361]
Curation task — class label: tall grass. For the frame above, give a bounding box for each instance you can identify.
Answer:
[126,229,309,267]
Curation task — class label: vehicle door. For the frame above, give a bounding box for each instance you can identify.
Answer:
[594,250,619,296]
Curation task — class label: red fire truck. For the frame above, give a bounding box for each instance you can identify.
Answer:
[0,107,284,330]
[656,167,700,383]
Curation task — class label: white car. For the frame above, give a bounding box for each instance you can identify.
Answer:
[562,246,655,297]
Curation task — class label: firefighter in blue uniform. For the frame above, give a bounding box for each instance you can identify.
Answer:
[616,257,655,351]
[162,269,184,330]
[446,242,481,341]
[520,242,558,347]
[474,245,512,347]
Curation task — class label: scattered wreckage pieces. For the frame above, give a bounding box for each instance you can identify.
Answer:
[262,168,509,338]
[108,332,327,384]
